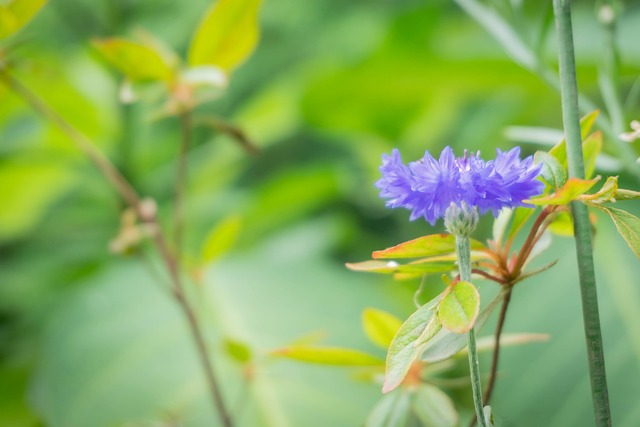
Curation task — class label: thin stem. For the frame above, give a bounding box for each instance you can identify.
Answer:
[455,235,487,427]
[483,286,512,405]
[1,70,234,427]
[173,111,191,257]
[553,2,612,426]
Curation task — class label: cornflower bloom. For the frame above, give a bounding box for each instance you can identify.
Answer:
[375,146,544,225]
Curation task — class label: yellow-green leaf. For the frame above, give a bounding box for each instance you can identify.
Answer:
[582,131,602,179]
[362,308,403,349]
[438,281,480,333]
[528,177,600,206]
[0,0,47,39]
[200,215,243,265]
[534,151,567,190]
[372,234,485,259]
[579,176,618,205]
[548,211,574,236]
[188,0,262,72]
[223,338,252,363]
[92,38,175,82]
[412,384,459,427]
[271,346,383,366]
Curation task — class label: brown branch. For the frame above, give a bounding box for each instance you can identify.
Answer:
[483,285,513,404]
[471,268,507,285]
[1,70,234,427]
[173,111,191,259]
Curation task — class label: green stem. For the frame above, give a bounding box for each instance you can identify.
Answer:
[553,1,612,426]
[455,235,487,427]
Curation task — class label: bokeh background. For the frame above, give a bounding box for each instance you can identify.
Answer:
[1,0,640,426]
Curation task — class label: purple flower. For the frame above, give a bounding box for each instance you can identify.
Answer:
[375,146,544,225]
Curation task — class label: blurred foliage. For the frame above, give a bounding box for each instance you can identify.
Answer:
[1,0,640,426]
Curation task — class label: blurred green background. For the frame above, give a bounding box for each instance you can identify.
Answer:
[1,0,640,426]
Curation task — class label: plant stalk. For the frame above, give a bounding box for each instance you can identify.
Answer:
[1,70,234,427]
[173,111,191,258]
[455,235,488,427]
[553,1,612,426]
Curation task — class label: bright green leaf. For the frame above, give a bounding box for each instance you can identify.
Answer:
[412,384,459,427]
[0,0,47,39]
[271,346,383,366]
[92,38,175,82]
[534,151,567,190]
[582,131,602,179]
[438,281,480,333]
[528,177,600,206]
[363,308,403,349]
[595,206,640,258]
[372,234,485,259]
[200,215,243,265]
[382,295,442,393]
[548,211,574,236]
[549,110,599,164]
[188,0,262,72]
[223,338,252,363]
[420,291,504,363]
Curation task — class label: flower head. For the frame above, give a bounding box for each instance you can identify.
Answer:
[375,146,544,225]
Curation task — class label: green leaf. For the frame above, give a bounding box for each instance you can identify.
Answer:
[372,234,485,259]
[534,151,567,190]
[438,281,480,333]
[200,215,243,265]
[528,177,600,206]
[188,0,262,72]
[223,338,252,363]
[92,38,175,82]
[363,308,403,349]
[549,110,600,164]
[420,291,504,363]
[614,188,640,201]
[345,259,457,275]
[582,131,602,179]
[594,206,640,258]
[412,384,459,427]
[474,333,550,352]
[0,0,47,39]
[271,346,383,366]
[382,295,442,393]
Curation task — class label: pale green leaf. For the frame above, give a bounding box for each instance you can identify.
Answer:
[492,208,512,247]
[372,234,485,259]
[271,346,383,366]
[0,0,47,39]
[200,215,243,265]
[528,177,600,206]
[92,38,175,82]
[382,295,442,393]
[506,207,536,240]
[474,333,550,352]
[363,308,403,349]
[420,291,504,363]
[412,384,458,427]
[438,281,480,333]
[595,206,640,258]
[345,260,457,275]
[614,188,640,201]
[188,0,262,72]
[365,392,410,427]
